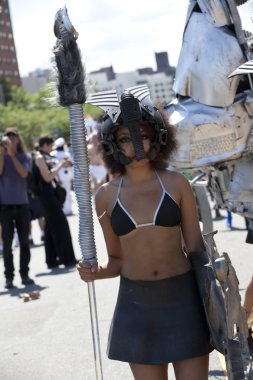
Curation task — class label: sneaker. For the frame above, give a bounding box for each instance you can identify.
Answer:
[5,279,14,289]
[21,276,35,286]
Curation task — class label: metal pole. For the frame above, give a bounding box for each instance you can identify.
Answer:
[53,8,104,379]
[68,104,104,380]
[88,282,104,380]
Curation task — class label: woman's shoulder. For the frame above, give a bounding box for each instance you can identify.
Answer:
[95,176,120,209]
[95,176,120,199]
[158,169,191,198]
[158,168,187,184]
[34,150,42,158]
[34,151,46,165]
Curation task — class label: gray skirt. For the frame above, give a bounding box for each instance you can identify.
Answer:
[107,270,213,364]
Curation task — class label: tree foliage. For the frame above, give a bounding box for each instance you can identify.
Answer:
[0,84,102,149]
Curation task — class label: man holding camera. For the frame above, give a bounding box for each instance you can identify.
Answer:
[0,128,33,289]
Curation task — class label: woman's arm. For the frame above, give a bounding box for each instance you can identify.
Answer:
[35,154,65,183]
[77,183,124,282]
[8,155,29,178]
[177,173,205,254]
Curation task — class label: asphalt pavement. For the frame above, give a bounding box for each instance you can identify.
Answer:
[0,194,252,380]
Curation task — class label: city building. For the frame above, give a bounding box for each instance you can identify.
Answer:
[22,68,52,94]
[0,0,21,103]
[88,52,175,104]
[22,51,176,105]
[89,69,175,104]
[155,51,175,77]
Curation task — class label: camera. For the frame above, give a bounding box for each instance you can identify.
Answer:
[0,134,8,146]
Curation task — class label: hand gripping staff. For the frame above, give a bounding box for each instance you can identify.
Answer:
[53,7,103,380]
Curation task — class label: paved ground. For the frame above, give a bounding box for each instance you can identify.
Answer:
[0,194,252,380]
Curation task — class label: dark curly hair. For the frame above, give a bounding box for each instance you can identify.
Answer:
[97,104,178,175]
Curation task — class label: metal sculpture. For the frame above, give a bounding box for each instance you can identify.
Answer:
[165,1,253,378]
[166,0,253,241]
[53,7,103,380]
[202,231,252,379]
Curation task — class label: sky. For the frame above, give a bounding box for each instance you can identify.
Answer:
[8,0,253,77]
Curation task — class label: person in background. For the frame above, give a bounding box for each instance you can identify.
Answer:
[27,147,45,245]
[87,132,108,194]
[226,210,233,229]
[51,137,74,216]
[34,135,77,269]
[245,218,253,244]
[0,128,34,289]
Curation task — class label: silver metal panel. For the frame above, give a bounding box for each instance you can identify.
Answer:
[245,92,253,114]
[85,85,151,120]
[197,0,232,27]
[170,0,253,222]
[86,90,119,121]
[227,160,253,217]
[125,85,150,102]
[166,96,253,168]
[228,60,253,77]
[173,12,245,107]
[226,0,246,46]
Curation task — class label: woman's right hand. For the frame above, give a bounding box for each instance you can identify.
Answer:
[61,159,72,168]
[77,260,99,282]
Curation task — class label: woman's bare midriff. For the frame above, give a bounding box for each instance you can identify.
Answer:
[119,225,192,280]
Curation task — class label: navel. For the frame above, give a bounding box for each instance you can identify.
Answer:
[153,270,158,277]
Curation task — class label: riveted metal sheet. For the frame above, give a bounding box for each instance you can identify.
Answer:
[173,12,245,107]
[166,96,253,168]
[227,159,253,217]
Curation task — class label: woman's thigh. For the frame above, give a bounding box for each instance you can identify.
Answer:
[129,363,168,380]
[173,354,209,380]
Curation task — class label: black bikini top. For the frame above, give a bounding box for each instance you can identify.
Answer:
[111,171,181,237]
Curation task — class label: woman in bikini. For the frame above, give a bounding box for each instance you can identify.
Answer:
[77,87,213,380]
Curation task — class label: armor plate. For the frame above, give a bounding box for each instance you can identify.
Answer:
[166,93,253,168]
[173,12,245,107]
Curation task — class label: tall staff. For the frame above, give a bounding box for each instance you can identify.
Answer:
[53,7,103,380]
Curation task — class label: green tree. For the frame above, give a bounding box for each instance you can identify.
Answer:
[7,85,33,108]
[0,85,103,149]
[0,77,12,104]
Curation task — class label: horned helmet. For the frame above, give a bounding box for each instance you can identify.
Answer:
[86,85,168,165]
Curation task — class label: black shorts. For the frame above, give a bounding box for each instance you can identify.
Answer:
[107,271,213,364]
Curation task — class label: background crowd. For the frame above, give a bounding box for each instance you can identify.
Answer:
[0,126,107,290]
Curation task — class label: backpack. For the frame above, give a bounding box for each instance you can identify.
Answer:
[27,159,42,197]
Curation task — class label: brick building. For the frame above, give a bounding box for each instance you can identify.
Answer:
[0,0,21,103]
